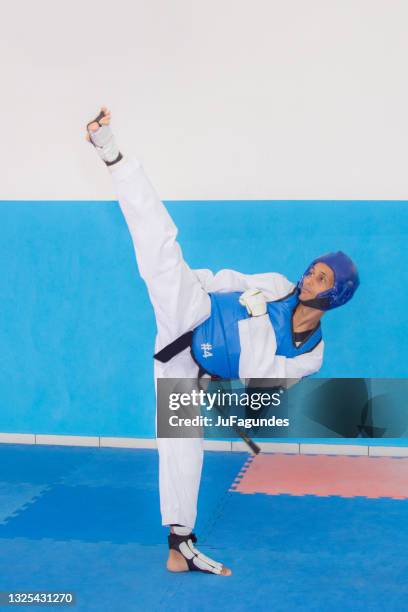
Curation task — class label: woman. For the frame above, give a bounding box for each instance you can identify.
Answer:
[86,108,359,575]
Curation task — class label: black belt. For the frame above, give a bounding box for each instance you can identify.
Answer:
[153,330,194,363]
[153,330,222,380]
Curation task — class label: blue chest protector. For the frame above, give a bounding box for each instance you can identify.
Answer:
[191,289,322,379]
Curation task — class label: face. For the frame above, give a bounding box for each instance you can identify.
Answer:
[299,262,335,301]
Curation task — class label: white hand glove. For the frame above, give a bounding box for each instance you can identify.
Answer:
[238,288,267,317]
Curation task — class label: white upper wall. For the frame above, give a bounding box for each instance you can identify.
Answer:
[2,0,408,199]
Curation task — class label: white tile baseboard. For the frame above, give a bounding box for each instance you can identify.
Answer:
[35,434,99,447]
[203,440,232,451]
[368,446,408,457]
[300,443,368,456]
[100,437,157,449]
[0,433,36,444]
[231,441,300,453]
[0,433,407,456]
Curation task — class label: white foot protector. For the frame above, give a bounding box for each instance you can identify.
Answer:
[87,111,122,166]
[168,531,224,574]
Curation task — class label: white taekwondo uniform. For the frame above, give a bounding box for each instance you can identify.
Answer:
[111,158,324,529]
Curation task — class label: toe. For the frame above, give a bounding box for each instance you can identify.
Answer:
[100,107,111,125]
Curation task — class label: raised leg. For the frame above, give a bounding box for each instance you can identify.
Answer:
[87,110,230,575]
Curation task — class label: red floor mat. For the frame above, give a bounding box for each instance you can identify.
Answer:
[231,454,408,499]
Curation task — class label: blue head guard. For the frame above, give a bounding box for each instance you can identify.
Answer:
[297,251,360,311]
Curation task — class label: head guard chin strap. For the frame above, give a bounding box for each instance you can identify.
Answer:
[297,251,360,311]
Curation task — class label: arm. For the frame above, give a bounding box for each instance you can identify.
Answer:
[193,268,295,301]
[238,315,324,379]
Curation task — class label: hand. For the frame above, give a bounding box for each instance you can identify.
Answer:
[239,288,267,317]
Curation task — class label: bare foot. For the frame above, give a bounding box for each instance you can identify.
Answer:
[166,549,232,576]
[86,107,111,141]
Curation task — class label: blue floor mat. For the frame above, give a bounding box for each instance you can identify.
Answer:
[0,444,407,611]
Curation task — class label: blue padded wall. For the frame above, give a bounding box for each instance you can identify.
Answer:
[0,199,406,437]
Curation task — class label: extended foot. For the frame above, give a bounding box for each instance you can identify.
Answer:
[86,107,122,166]
[167,531,232,576]
[86,106,111,135]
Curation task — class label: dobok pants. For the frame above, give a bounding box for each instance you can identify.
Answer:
[111,158,211,530]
